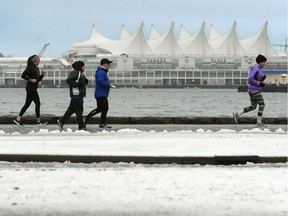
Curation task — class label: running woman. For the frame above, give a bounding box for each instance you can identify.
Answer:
[233,54,267,127]
[14,55,46,126]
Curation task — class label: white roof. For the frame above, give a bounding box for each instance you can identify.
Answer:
[149,24,161,40]
[179,23,214,56]
[119,24,131,39]
[209,22,245,56]
[240,21,276,56]
[70,22,276,57]
[208,24,222,40]
[148,23,183,56]
[178,24,191,40]
[121,22,152,56]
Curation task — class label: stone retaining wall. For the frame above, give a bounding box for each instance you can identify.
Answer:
[1,115,287,124]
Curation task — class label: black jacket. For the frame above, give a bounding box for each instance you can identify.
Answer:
[21,56,44,89]
[66,69,88,98]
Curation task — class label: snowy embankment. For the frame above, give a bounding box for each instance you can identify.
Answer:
[0,162,287,216]
[0,128,287,215]
[0,128,287,156]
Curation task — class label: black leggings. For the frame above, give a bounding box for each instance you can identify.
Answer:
[19,88,41,118]
[61,98,85,130]
[244,91,265,116]
[86,97,109,124]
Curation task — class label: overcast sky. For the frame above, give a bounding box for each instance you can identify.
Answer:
[0,0,287,57]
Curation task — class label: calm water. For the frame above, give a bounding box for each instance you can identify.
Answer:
[0,88,287,117]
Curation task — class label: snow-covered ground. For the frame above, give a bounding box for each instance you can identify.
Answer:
[0,162,287,216]
[0,127,287,156]
[0,126,287,215]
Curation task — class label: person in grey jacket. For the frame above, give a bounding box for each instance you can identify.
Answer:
[57,61,88,131]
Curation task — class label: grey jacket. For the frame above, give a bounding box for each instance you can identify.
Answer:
[66,70,88,98]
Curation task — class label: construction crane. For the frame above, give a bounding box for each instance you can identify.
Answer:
[38,43,49,57]
[273,38,288,53]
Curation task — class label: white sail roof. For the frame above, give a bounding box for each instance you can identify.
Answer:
[72,24,111,55]
[240,21,276,56]
[178,23,214,56]
[148,23,183,56]
[209,22,245,56]
[70,22,276,57]
[95,23,152,56]
[81,24,110,44]
[178,24,191,40]
[121,23,153,56]
[119,24,131,39]
[149,24,161,40]
[208,24,222,40]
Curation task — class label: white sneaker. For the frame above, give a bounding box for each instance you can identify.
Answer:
[232,112,239,124]
[36,121,48,125]
[14,119,23,126]
[256,122,267,128]
[57,119,64,131]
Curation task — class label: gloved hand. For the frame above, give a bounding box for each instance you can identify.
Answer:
[85,78,89,85]
[259,81,265,87]
[261,75,266,81]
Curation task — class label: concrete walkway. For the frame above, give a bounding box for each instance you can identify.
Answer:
[0,124,287,165]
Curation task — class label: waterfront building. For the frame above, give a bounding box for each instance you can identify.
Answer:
[0,22,287,87]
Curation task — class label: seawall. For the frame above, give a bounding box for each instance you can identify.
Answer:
[1,115,287,124]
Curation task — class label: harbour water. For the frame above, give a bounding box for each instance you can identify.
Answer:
[0,88,287,117]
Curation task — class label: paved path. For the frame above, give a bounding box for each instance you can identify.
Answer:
[0,124,287,165]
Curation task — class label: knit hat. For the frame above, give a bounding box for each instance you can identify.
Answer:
[256,54,267,63]
[72,61,85,71]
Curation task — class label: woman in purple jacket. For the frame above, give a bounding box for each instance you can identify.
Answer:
[233,54,267,127]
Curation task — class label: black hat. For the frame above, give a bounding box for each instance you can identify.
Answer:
[256,55,267,63]
[100,58,113,65]
[72,61,85,71]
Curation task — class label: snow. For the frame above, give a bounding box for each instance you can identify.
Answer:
[0,127,287,215]
[0,162,287,216]
[0,128,287,156]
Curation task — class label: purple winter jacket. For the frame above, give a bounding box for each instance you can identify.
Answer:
[247,64,265,92]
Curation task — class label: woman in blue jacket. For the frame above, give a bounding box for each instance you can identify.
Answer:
[84,58,114,128]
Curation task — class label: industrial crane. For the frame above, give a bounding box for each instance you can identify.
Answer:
[38,43,50,57]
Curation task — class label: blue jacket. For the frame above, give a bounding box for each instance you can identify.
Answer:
[94,66,110,98]
[247,64,265,92]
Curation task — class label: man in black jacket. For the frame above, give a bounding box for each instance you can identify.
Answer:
[57,61,88,131]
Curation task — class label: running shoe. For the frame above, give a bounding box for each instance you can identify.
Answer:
[13,119,23,126]
[57,119,64,131]
[99,124,112,129]
[232,112,239,124]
